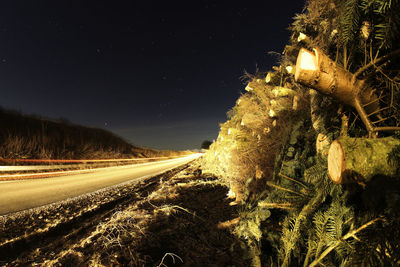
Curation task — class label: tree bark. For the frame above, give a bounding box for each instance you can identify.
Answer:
[328,136,400,184]
[295,47,383,136]
[295,47,379,112]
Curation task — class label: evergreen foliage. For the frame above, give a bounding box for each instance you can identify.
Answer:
[202,0,400,265]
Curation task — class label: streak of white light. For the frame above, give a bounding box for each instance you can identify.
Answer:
[0,165,83,171]
[0,154,202,180]
[0,155,182,164]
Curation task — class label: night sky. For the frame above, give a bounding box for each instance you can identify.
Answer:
[0,1,304,150]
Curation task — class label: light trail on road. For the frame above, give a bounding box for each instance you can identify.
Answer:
[0,155,182,164]
[0,153,202,215]
[0,155,191,180]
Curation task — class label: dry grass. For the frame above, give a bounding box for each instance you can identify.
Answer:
[3,163,249,266]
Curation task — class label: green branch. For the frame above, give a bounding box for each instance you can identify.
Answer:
[309,217,382,267]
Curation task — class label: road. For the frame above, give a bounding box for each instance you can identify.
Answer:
[0,154,201,215]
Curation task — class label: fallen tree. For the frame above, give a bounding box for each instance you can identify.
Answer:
[295,47,400,137]
[328,136,400,184]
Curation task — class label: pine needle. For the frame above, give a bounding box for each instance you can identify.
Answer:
[309,217,382,267]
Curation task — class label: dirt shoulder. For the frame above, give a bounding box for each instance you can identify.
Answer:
[0,161,247,266]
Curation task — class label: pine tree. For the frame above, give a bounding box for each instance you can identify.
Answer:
[202,0,400,265]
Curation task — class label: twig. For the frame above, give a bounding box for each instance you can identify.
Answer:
[267,181,306,197]
[349,112,359,131]
[149,200,206,222]
[157,253,183,267]
[343,45,348,70]
[354,48,400,79]
[354,97,375,135]
[278,172,308,189]
[372,116,392,124]
[367,106,390,117]
[361,94,385,108]
[258,202,295,210]
[374,126,400,132]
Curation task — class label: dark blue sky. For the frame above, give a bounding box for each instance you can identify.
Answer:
[0,1,304,150]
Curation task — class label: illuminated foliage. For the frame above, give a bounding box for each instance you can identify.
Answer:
[202,0,400,266]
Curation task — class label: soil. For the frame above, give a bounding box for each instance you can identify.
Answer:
[0,160,248,266]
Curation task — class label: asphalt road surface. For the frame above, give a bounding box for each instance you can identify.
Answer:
[0,154,201,215]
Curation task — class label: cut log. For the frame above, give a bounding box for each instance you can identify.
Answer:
[295,48,379,112]
[295,48,382,135]
[328,136,400,184]
[296,47,400,136]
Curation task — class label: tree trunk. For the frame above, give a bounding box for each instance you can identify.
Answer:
[295,48,379,113]
[295,47,381,135]
[328,136,400,184]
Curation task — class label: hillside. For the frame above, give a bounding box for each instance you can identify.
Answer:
[202,0,400,266]
[0,107,189,159]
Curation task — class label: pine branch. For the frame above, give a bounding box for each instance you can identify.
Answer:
[309,217,382,267]
[339,0,361,46]
[281,192,324,267]
[354,48,400,79]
